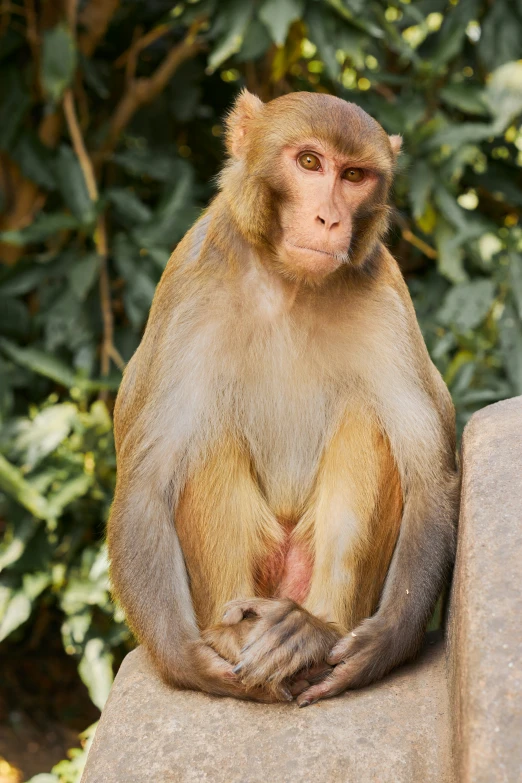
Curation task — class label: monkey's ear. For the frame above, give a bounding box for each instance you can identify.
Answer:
[225,89,264,159]
[389,134,402,156]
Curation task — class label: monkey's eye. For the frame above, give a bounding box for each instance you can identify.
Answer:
[342,167,365,183]
[298,152,321,171]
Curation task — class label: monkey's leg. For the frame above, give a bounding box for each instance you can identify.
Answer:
[302,406,403,633]
[296,417,459,707]
[108,429,282,701]
[174,435,283,630]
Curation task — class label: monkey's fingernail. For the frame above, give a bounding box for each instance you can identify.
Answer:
[232,664,243,674]
[298,700,310,708]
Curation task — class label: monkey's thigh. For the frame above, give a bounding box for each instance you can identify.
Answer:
[174,436,278,629]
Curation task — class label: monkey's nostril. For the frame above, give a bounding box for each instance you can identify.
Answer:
[317,216,326,225]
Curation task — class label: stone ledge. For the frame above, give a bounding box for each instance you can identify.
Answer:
[81,634,452,783]
[448,396,522,783]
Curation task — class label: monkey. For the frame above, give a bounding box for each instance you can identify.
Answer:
[107,89,459,707]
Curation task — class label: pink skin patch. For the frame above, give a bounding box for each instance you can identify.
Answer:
[256,530,313,604]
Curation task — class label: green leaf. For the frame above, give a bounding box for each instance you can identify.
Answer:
[0,574,50,641]
[133,168,195,249]
[0,453,52,520]
[479,0,522,71]
[0,337,77,387]
[305,7,340,79]
[207,0,254,72]
[258,0,304,46]
[41,24,77,102]
[0,213,79,246]
[68,253,100,300]
[79,638,114,710]
[509,253,522,321]
[439,84,489,116]
[56,146,96,226]
[0,68,31,151]
[0,589,32,641]
[0,296,30,338]
[0,338,119,392]
[499,302,522,395]
[437,279,496,333]
[107,188,153,225]
[11,131,57,190]
[47,473,93,518]
[112,149,184,182]
[431,0,479,71]
[434,220,467,284]
[409,161,434,220]
[0,517,41,572]
[236,18,272,61]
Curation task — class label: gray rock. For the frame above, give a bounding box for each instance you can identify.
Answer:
[448,396,522,783]
[82,396,522,783]
[81,635,452,783]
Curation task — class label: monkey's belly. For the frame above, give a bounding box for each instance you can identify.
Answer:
[255,533,313,603]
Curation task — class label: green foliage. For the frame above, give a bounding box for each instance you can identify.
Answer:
[0,0,521,779]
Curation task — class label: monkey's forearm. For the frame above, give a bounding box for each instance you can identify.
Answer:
[108,479,201,683]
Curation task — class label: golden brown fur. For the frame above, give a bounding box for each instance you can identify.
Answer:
[107,91,459,706]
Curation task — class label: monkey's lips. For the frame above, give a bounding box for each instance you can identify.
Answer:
[284,241,348,275]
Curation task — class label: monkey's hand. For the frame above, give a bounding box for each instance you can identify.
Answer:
[295,615,411,707]
[189,638,292,703]
[211,598,341,698]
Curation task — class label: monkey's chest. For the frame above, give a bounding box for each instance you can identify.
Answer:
[237,373,336,517]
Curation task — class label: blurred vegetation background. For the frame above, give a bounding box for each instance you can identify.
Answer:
[0,0,521,779]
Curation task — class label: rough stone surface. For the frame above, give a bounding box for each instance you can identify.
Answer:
[82,635,453,783]
[448,396,522,783]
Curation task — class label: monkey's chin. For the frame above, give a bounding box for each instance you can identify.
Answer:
[281,241,345,281]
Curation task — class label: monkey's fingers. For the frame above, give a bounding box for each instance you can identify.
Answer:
[295,661,354,707]
[293,662,333,684]
[221,597,290,626]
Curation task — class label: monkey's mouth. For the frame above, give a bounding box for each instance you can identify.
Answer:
[286,242,349,265]
[288,243,337,259]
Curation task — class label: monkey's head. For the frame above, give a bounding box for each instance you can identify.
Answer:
[220,90,401,283]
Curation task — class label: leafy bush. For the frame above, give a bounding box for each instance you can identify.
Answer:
[0,0,521,779]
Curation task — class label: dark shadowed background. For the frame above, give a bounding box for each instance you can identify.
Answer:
[0,0,521,780]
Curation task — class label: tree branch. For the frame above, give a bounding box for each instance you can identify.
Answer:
[78,0,120,57]
[97,21,205,159]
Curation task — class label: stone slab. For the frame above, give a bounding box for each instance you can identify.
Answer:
[448,396,522,783]
[81,634,453,783]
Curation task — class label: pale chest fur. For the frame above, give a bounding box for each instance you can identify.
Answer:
[150,256,440,516]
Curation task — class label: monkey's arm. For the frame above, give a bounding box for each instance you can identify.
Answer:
[296,255,460,707]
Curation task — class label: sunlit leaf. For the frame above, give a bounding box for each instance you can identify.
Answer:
[78,638,114,710]
[207,0,254,72]
[0,453,52,519]
[259,0,304,46]
[437,279,496,333]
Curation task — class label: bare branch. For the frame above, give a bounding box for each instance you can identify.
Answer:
[98,20,205,159]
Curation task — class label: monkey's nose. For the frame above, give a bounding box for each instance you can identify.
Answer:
[316,214,340,231]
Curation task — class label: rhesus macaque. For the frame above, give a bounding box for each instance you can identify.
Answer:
[108,90,459,707]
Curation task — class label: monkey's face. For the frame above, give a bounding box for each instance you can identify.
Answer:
[223,90,402,282]
[276,142,380,278]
